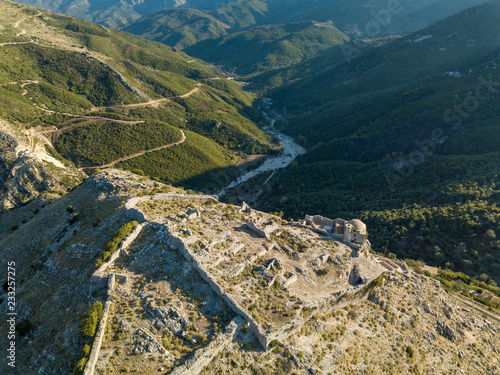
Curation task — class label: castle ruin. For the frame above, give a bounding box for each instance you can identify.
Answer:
[300,215,368,250]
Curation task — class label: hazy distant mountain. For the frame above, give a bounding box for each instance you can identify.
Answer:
[121,0,488,84]
[13,0,234,27]
[15,0,489,32]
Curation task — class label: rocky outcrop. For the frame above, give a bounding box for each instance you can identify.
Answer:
[169,317,244,375]
[0,120,84,211]
[436,319,457,343]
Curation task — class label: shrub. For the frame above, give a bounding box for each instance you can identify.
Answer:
[69,212,80,225]
[406,346,414,358]
[269,339,279,349]
[81,301,104,337]
[16,319,34,337]
[485,229,496,242]
[198,333,208,343]
[73,344,92,375]
[132,169,145,176]
[317,268,329,276]
[96,221,138,266]
[73,357,87,375]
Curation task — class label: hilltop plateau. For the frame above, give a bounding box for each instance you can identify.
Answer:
[0,169,499,374]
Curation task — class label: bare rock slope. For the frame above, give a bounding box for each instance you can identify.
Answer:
[0,119,84,212]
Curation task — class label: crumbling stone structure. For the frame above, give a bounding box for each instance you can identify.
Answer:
[302,215,367,248]
[122,196,406,353]
[245,217,280,240]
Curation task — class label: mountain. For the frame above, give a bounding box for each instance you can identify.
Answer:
[12,0,235,28]
[121,8,232,50]
[121,0,270,50]
[254,0,500,282]
[1,168,499,374]
[120,0,488,85]
[1,1,500,374]
[15,0,488,39]
[0,0,273,212]
[184,21,350,77]
[121,0,269,48]
[261,0,490,36]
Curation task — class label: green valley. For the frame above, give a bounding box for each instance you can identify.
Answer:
[257,0,500,283]
[0,0,272,211]
[184,21,349,77]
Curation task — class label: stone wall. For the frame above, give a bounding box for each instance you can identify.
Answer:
[305,215,335,227]
[245,220,279,241]
[83,297,112,375]
[85,220,147,373]
[161,226,272,349]
[245,221,269,239]
[124,195,392,352]
[169,317,243,375]
[269,280,380,346]
[126,193,217,222]
[125,197,148,223]
[91,223,146,292]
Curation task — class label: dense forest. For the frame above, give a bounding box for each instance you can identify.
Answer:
[55,120,182,166]
[259,1,500,283]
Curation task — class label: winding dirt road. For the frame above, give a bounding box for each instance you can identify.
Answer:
[17,80,197,166]
[90,83,202,112]
[13,17,26,36]
[84,129,186,170]
[453,293,500,324]
[0,41,31,47]
[4,16,201,172]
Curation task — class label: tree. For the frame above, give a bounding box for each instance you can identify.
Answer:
[406,346,414,358]
[484,229,496,242]
[81,301,104,337]
[262,183,272,195]
[279,196,288,205]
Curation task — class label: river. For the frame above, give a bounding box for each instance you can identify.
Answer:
[217,98,305,197]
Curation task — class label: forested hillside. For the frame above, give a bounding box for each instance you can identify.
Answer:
[0,0,272,211]
[259,0,500,283]
[184,21,349,77]
[12,0,235,28]
[120,0,487,88]
[121,8,231,49]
